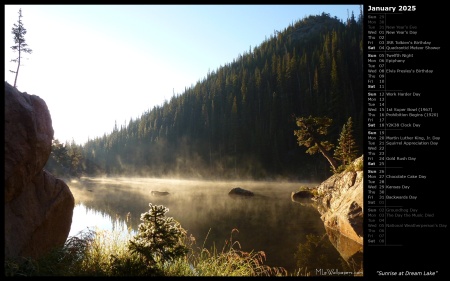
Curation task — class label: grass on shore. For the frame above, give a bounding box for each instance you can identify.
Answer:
[5,224,290,276]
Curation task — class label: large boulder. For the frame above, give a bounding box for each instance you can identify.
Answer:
[314,156,364,245]
[4,82,75,259]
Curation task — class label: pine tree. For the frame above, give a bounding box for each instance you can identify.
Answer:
[10,8,32,88]
[334,117,359,169]
[128,203,189,266]
[294,115,338,172]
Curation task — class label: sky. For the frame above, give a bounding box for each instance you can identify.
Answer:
[4,4,361,145]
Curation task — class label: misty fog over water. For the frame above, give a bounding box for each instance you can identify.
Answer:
[67,177,341,273]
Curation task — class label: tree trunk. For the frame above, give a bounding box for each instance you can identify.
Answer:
[13,50,21,88]
[316,142,338,172]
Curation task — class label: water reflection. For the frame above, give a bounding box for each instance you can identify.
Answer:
[324,227,364,274]
[69,203,133,237]
[294,233,363,276]
[67,177,346,274]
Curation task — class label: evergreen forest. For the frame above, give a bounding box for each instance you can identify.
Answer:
[46,12,364,181]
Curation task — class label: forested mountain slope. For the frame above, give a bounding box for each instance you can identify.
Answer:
[53,12,364,181]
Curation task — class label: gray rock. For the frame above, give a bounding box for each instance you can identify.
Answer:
[291,190,314,202]
[314,155,364,245]
[151,191,170,196]
[228,187,254,196]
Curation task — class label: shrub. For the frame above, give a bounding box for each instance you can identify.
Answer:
[125,204,189,270]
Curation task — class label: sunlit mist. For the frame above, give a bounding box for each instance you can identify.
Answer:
[67,177,329,273]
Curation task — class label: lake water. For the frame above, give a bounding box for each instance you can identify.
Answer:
[67,177,351,275]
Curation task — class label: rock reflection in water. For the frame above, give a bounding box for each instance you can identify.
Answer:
[324,227,363,274]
